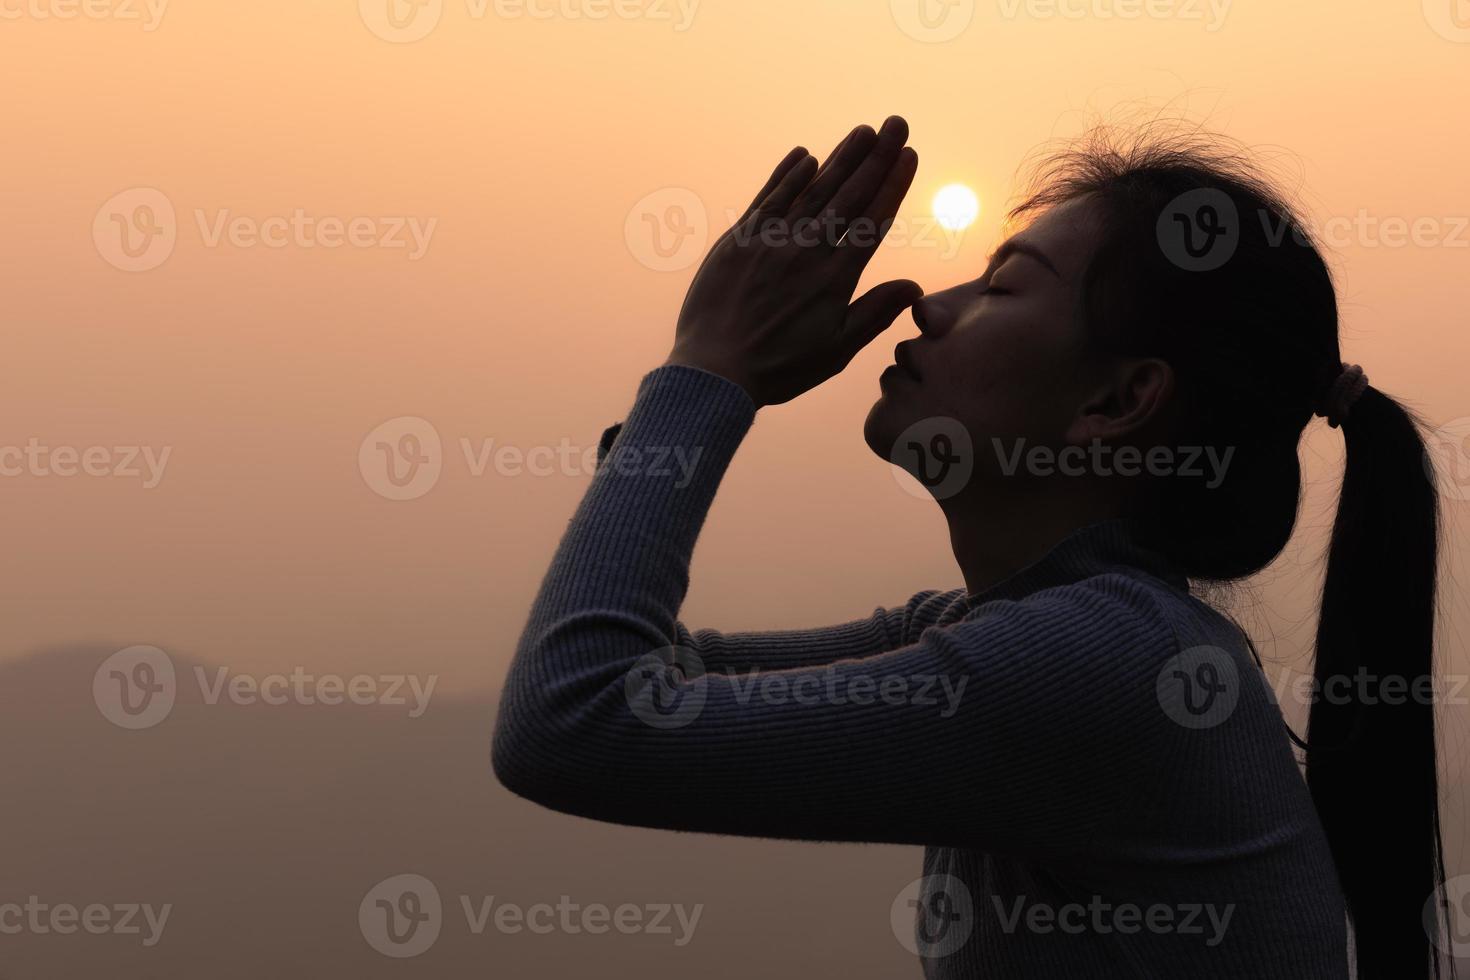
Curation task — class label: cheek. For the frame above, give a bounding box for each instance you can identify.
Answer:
[932,319,1075,438]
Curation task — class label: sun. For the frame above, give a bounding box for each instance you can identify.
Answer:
[932,183,980,231]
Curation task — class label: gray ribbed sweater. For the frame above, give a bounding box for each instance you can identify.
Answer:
[491,364,1350,978]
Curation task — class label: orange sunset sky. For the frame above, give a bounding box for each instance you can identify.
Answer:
[2,0,1469,975]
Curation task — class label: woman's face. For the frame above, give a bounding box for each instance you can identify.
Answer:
[864,195,1106,491]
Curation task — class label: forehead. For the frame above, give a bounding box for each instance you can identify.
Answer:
[999,194,1102,283]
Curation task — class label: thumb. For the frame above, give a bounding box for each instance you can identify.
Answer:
[841,279,924,360]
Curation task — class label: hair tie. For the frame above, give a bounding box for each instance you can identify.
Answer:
[1315,363,1369,429]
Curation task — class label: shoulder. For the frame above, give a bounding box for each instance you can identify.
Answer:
[911,574,1203,828]
[897,588,968,626]
[897,570,1221,686]
[938,572,1189,690]
[971,570,1180,635]
[942,570,1272,734]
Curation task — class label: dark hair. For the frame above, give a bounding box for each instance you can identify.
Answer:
[1011,123,1452,979]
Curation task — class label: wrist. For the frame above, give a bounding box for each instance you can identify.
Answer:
[660,355,762,408]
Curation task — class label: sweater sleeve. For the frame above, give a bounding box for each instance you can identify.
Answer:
[491,364,1183,853]
[588,373,950,674]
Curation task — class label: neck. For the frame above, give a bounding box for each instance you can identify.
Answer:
[940,483,1123,597]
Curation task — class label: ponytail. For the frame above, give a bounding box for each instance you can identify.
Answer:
[1306,387,1452,979]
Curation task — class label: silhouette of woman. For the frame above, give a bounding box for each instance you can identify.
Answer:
[493,115,1453,979]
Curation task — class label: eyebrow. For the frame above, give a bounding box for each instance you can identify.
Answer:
[986,238,1061,278]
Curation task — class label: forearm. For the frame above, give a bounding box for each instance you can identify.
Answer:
[493,362,918,706]
[501,361,753,676]
[576,366,925,675]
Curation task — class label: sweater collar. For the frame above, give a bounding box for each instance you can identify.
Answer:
[963,516,1189,605]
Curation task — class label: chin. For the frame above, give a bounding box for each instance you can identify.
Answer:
[863,390,910,460]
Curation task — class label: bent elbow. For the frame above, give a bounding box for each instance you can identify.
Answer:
[491,628,651,814]
[489,708,552,805]
[489,694,607,817]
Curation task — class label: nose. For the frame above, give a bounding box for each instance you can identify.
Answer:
[910,281,973,337]
[911,294,941,336]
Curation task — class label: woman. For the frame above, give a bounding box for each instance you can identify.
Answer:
[492,115,1452,978]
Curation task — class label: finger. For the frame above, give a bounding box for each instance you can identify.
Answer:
[788,124,878,220]
[823,115,910,233]
[840,279,925,363]
[836,146,918,272]
[755,152,818,219]
[813,127,860,181]
[739,146,810,224]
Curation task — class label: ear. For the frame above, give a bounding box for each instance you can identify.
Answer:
[1065,358,1175,445]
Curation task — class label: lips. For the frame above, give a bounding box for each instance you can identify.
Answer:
[893,343,922,381]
